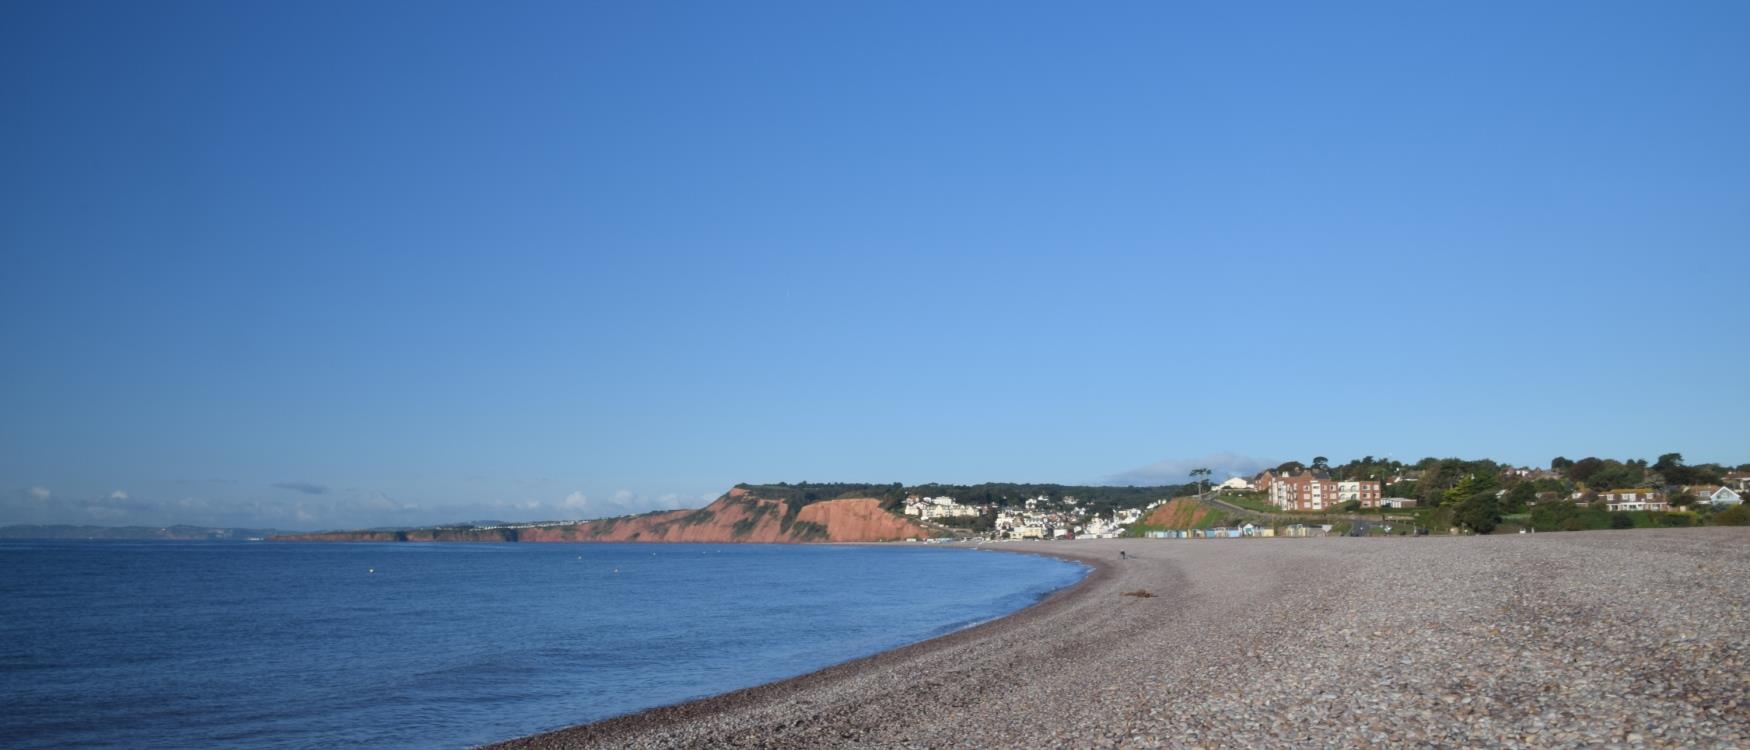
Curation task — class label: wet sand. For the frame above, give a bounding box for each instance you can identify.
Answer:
[490,529,1749,749]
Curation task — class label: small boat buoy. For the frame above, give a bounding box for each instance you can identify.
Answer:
[368,568,375,574]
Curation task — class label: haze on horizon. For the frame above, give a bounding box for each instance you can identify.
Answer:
[3,1,1747,531]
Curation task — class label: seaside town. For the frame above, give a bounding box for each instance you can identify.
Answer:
[902,454,1750,542]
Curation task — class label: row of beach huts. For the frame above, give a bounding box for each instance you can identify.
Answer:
[1144,523,1332,539]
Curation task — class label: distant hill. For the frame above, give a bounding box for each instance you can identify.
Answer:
[0,524,280,541]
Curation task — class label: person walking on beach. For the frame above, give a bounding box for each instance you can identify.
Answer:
[1120,550,1126,560]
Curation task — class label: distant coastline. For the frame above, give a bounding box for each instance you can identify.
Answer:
[0,524,278,541]
[271,486,939,544]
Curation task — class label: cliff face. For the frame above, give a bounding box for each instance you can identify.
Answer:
[273,488,936,544]
[1142,497,1221,528]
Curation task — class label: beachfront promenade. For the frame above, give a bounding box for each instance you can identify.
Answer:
[495,529,1749,749]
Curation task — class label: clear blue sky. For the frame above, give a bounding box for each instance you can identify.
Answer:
[3,1,1747,530]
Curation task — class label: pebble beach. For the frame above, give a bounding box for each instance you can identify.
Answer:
[493,528,1749,749]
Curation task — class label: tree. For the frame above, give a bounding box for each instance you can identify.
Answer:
[1389,479,1419,500]
[1551,456,1573,470]
[1587,460,1646,490]
[1503,482,1536,514]
[1567,457,1605,485]
[1654,453,1686,473]
[1458,491,1501,534]
[1443,473,1498,508]
[1312,456,1330,473]
[1189,468,1211,497]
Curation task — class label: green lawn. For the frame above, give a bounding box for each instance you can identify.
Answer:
[1221,492,1279,514]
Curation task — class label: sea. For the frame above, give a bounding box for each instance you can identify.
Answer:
[0,541,1085,749]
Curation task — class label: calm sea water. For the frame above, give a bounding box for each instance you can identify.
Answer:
[0,541,1083,749]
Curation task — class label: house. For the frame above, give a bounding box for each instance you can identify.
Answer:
[1268,471,1381,511]
[1375,497,1418,509]
[1218,476,1255,492]
[1078,516,1123,539]
[1600,489,1667,512]
[1685,485,1743,507]
[902,496,981,520]
[1723,472,1750,493]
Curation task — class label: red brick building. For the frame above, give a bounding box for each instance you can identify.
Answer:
[1266,472,1382,511]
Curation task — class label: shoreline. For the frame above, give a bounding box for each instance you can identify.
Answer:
[486,542,1114,749]
[489,530,1750,749]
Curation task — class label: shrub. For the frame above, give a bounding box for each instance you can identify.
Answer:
[1714,504,1750,526]
[1659,513,1693,527]
[1610,512,1635,529]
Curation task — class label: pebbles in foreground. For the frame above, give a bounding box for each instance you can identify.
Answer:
[492,528,1749,749]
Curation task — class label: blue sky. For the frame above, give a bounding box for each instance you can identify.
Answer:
[3,1,1747,530]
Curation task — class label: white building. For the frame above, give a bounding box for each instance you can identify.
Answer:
[1688,485,1743,507]
[1335,480,1383,504]
[1217,476,1254,492]
[902,496,981,520]
[1078,516,1123,539]
[1600,489,1667,513]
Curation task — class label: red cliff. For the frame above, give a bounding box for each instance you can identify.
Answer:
[273,487,936,544]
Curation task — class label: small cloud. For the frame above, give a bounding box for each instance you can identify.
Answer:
[28,486,51,500]
[540,489,677,520]
[1108,452,1277,485]
[272,481,328,495]
[109,490,129,500]
[363,491,414,511]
